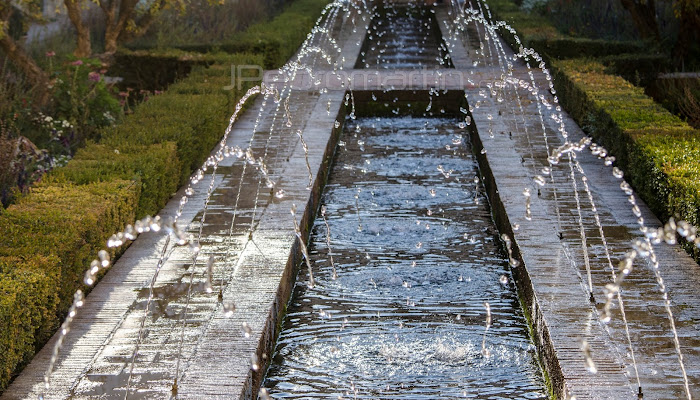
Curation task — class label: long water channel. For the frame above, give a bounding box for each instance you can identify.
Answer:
[262,3,548,399]
[262,112,548,399]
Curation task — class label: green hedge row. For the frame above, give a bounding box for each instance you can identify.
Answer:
[52,52,263,219]
[0,0,331,392]
[486,0,661,84]
[486,0,647,59]
[551,59,700,260]
[598,53,670,87]
[0,180,140,388]
[486,0,699,261]
[0,256,59,390]
[126,0,330,69]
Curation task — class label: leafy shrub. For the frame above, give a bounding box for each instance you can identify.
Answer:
[486,0,649,63]
[551,59,700,260]
[100,93,230,185]
[646,77,700,129]
[0,132,51,207]
[0,180,139,392]
[599,53,670,86]
[0,256,60,390]
[49,58,121,151]
[50,142,181,218]
[128,0,279,50]
[111,49,216,91]
[125,0,330,69]
[0,180,140,312]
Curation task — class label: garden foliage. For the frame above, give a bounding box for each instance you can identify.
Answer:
[488,0,700,262]
[0,0,330,392]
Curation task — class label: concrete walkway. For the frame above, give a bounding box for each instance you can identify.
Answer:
[2,9,366,400]
[436,6,700,400]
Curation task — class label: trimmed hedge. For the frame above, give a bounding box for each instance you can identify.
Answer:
[0,256,60,390]
[0,0,331,393]
[486,0,699,262]
[54,52,264,219]
[551,59,700,260]
[486,0,648,62]
[49,143,181,218]
[0,180,140,311]
[598,53,670,87]
[101,93,231,186]
[0,180,139,389]
[126,0,330,69]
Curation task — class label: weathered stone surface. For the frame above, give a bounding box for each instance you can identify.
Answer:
[437,6,700,400]
[1,12,365,400]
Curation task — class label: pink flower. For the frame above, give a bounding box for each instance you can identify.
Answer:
[119,92,129,98]
[46,51,56,58]
[88,72,101,82]
[71,60,84,66]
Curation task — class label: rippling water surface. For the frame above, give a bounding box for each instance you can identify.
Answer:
[262,116,547,399]
[357,4,450,69]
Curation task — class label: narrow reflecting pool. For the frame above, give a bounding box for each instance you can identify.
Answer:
[262,114,547,399]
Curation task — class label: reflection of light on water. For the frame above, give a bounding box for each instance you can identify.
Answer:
[264,114,546,399]
[286,328,537,375]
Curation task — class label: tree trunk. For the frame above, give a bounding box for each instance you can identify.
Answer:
[103,28,119,55]
[117,0,166,45]
[0,34,50,105]
[64,0,91,57]
[620,0,661,42]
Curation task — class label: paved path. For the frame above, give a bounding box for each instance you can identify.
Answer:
[436,6,700,400]
[2,9,366,400]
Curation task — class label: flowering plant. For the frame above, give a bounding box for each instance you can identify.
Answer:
[49,57,121,151]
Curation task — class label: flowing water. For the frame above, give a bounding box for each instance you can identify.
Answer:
[356,4,452,69]
[262,115,547,399]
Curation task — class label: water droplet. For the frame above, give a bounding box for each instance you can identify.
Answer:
[581,339,598,374]
[223,303,236,317]
[250,354,260,371]
[98,250,110,268]
[242,322,253,338]
[612,167,624,179]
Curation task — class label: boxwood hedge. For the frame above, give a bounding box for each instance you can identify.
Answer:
[487,0,699,262]
[551,59,700,260]
[0,0,330,393]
